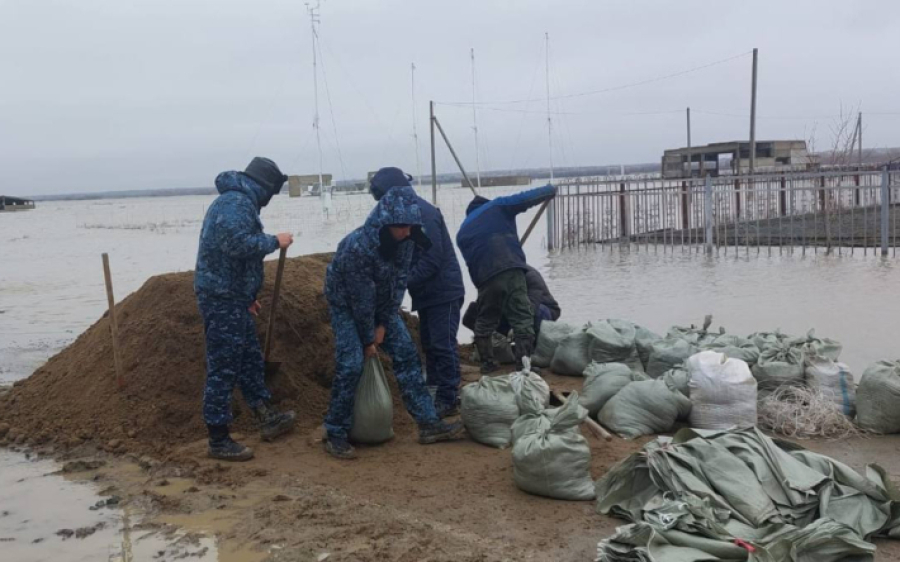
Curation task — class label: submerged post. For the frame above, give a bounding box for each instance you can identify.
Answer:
[704,175,714,255]
[881,167,889,256]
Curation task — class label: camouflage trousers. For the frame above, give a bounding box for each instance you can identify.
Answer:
[324,306,439,440]
[197,295,271,427]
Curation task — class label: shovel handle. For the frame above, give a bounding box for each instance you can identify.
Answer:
[264,247,287,363]
[551,390,613,441]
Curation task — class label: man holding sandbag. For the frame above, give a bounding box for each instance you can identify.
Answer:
[323,185,465,459]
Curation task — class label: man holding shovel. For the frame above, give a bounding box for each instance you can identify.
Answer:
[194,157,297,461]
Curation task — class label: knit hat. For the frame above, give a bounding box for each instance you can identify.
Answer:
[369,167,413,200]
[243,157,288,198]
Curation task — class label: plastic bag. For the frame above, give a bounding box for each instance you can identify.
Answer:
[349,357,395,444]
[687,350,758,430]
[460,367,550,448]
[532,321,577,368]
[598,379,692,439]
[805,356,855,417]
[511,394,595,501]
[579,362,649,417]
[856,360,900,433]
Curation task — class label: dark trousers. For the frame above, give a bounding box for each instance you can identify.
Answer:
[198,295,271,427]
[474,269,534,339]
[497,303,552,338]
[419,299,462,408]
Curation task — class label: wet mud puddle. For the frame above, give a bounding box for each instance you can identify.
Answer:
[0,449,260,562]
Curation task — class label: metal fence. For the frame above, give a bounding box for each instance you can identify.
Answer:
[547,169,900,256]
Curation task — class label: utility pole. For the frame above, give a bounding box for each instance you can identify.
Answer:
[748,47,758,175]
[307,2,327,213]
[411,63,423,187]
[471,48,482,189]
[686,107,692,177]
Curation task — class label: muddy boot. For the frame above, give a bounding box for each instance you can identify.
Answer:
[434,401,460,419]
[475,336,498,375]
[514,335,538,373]
[324,436,357,460]
[418,420,466,444]
[252,402,297,442]
[207,425,254,462]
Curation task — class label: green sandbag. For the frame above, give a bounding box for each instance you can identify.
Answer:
[856,360,900,433]
[752,343,805,391]
[580,362,650,417]
[550,330,593,376]
[349,357,394,444]
[511,393,595,501]
[460,370,550,448]
[532,321,577,368]
[795,329,842,362]
[701,334,761,366]
[598,379,693,439]
[647,338,698,378]
[586,319,638,364]
[634,323,662,370]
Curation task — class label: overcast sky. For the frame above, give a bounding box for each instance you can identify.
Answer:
[2,0,899,195]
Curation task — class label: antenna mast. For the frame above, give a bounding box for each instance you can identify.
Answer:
[545,33,554,183]
[471,48,482,189]
[307,2,329,213]
[411,63,423,188]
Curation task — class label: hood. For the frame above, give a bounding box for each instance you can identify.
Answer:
[465,195,490,216]
[215,171,269,209]
[363,185,431,253]
[369,166,413,201]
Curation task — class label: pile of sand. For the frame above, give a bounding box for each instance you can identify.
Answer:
[0,253,421,456]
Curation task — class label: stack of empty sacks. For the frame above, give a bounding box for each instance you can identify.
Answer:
[460,360,596,501]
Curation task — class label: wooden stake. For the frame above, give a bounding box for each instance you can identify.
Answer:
[264,247,287,363]
[102,253,125,389]
[551,390,613,441]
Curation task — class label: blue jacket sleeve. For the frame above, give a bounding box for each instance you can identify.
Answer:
[407,209,445,291]
[493,184,558,216]
[384,244,413,322]
[215,198,279,260]
[343,249,378,346]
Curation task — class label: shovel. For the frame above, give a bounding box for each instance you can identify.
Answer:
[264,247,287,378]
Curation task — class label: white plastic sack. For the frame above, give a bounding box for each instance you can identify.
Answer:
[856,360,900,434]
[752,344,805,391]
[511,394,595,501]
[686,350,758,430]
[805,356,856,417]
[598,379,692,439]
[349,357,395,444]
[460,368,550,448]
[646,338,698,378]
[579,362,649,418]
[586,319,637,364]
[532,321,577,368]
[550,330,593,376]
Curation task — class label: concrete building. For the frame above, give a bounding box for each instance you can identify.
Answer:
[0,196,35,212]
[662,140,817,178]
[288,174,333,197]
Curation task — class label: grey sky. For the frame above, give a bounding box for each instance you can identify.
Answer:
[2,0,898,196]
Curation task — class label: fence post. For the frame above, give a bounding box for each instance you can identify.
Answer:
[819,175,827,211]
[881,167,889,256]
[704,174,713,255]
[734,178,741,220]
[854,172,861,207]
[779,176,787,216]
[681,181,689,229]
[619,182,630,240]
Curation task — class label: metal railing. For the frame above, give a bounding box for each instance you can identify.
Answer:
[548,169,900,256]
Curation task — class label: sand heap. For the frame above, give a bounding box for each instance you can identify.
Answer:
[0,253,421,456]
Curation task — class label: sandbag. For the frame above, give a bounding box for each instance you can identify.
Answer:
[633,324,662,370]
[579,362,649,418]
[471,332,516,365]
[687,350,758,430]
[749,329,791,351]
[510,394,595,501]
[532,321,577,368]
[856,360,900,434]
[586,319,637,364]
[701,334,761,366]
[752,343,805,391]
[646,338,698,378]
[797,329,843,362]
[598,379,692,439]
[349,357,394,444]
[805,356,856,417]
[661,367,690,396]
[460,369,550,448]
[550,330,592,376]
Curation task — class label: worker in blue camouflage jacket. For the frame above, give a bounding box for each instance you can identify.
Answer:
[456,184,557,373]
[368,168,465,418]
[324,185,465,459]
[194,157,297,461]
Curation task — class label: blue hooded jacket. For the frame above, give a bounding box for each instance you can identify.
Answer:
[370,182,464,312]
[325,186,429,346]
[456,184,557,288]
[194,171,280,305]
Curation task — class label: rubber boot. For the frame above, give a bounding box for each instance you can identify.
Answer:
[324,436,357,460]
[474,336,499,375]
[418,420,466,444]
[207,425,254,462]
[514,335,537,373]
[252,402,297,442]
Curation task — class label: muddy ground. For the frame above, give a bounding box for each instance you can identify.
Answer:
[5,366,900,562]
